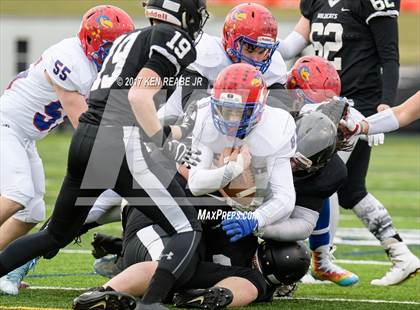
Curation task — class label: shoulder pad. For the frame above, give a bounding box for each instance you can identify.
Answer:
[247,106,296,157]
[150,24,196,74]
[42,38,96,95]
[263,51,288,86]
[190,34,231,82]
[362,0,400,24]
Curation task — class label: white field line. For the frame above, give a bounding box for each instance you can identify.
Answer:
[335,259,391,266]
[334,227,420,246]
[24,287,420,305]
[59,249,393,266]
[60,227,420,255]
[29,286,86,291]
[340,214,420,223]
[275,296,420,305]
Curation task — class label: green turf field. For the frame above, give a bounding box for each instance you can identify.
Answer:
[0,133,419,309]
[1,0,419,64]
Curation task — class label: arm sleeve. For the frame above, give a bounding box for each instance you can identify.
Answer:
[369,17,400,106]
[258,206,319,241]
[188,142,244,196]
[277,31,308,60]
[253,154,296,229]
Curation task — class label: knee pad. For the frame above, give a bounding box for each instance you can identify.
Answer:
[352,193,396,242]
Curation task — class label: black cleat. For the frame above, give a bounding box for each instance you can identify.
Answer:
[173,287,233,310]
[73,288,137,310]
[135,301,169,310]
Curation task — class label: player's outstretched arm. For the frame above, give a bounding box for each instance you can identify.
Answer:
[340,91,420,136]
[392,91,420,128]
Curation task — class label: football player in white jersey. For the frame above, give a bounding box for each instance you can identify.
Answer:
[158,2,288,121]
[189,63,296,241]
[0,5,134,294]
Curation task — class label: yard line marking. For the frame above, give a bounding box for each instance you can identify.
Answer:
[29,285,87,291]
[20,288,420,306]
[334,228,420,246]
[340,214,420,222]
[60,249,90,254]
[0,307,67,310]
[335,259,391,266]
[60,249,394,266]
[276,297,420,305]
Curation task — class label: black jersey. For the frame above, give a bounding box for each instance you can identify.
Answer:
[301,0,400,115]
[80,23,196,126]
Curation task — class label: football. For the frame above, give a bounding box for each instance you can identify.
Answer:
[216,147,256,206]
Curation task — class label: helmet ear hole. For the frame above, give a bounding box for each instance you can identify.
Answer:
[86,35,92,44]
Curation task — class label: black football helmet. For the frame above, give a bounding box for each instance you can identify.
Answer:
[293,111,338,174]
[144,0,209,39]
[253,240,311,286]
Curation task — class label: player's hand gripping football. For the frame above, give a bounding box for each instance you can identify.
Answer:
[162,140,201,168]
[224,145,251,171]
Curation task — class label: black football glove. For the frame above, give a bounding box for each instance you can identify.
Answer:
[177,102,198,140]
[162,140,201,168]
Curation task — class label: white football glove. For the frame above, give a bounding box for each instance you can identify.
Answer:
[360,133,385,147]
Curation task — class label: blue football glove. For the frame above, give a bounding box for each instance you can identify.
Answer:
[222,212,258,242]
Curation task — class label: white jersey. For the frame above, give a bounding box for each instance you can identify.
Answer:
[158,33,288,120]
[0,37,97,140]
[189,98,297,228]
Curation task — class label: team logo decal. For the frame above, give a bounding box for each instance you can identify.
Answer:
[96,15,113,29]
[299,65,310,81]
[251,76,263,87]
[232,9,247,21]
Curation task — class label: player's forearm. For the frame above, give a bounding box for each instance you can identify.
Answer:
[258,206,318,241]
[52,84,87,129]
[65,103,86,129]
[380,61,399,107]
[370,17,399,106]
[188,161,244,196]
[393,91,420,128]
[129,88,162,137]
[253,191,295,229]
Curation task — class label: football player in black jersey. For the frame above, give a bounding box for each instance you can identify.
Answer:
[278,0,419,285]
[0,1,209,308]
